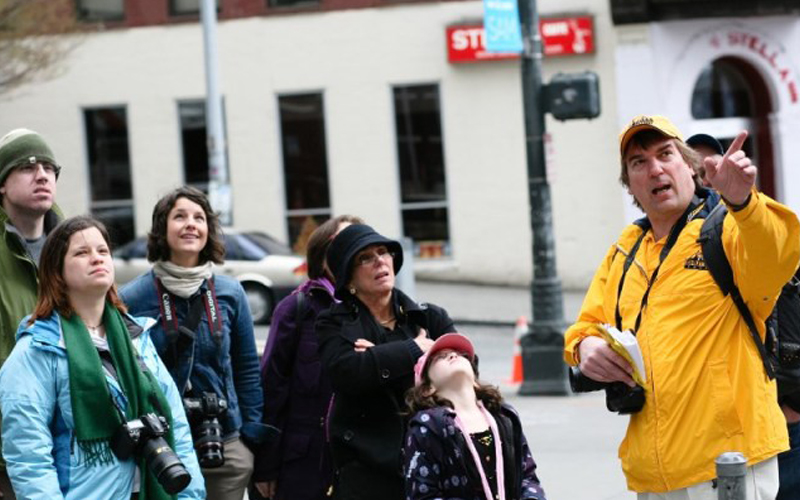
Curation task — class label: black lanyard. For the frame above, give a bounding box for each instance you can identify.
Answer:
[154,276,224,342]
[614,200,704,335]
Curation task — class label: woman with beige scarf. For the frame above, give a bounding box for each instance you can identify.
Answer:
[121,187,271,500]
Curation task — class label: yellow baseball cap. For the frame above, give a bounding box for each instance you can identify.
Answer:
[619,115,684,157]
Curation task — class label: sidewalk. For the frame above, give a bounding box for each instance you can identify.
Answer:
[415,279,587,325]
[414,280,636,499]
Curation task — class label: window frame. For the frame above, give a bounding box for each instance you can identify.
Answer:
[82,105,136,246]
[276,91,332,249]
[169,0,221,17]
[75,0,125,22]
[391,82,452,259]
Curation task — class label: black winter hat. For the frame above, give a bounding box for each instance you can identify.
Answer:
[326,224,403,299]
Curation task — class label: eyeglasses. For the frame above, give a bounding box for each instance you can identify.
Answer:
[14,160,61,178]
[355,247,395,267]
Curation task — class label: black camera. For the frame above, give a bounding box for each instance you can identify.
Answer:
[183,392,228,468]
[569,366,645,414]
[110,413,192,494]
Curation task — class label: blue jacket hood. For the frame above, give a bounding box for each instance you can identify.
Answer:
[16,312,156,351]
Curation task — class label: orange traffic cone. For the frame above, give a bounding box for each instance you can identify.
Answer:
[506,316,528,385]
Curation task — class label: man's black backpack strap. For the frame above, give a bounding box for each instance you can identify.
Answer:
[698,203,777,379]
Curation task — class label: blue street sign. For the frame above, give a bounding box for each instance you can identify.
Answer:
[483,0,524,53]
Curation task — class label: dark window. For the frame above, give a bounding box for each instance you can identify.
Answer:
[402,207,450,258]
[177,99,228,194]
[179,101,207,192]
[689,56,776,197]
[278,93,331,249]
[76,0,124,22]
[610,0,800,25]
[84,107,135,246]
[286,214,329,255]
[170,0,220,16]
[393,84,450,258]
[268,0,319,8]
[691,59,754,119]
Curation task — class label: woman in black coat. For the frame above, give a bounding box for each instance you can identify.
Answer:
[316,224,456,500]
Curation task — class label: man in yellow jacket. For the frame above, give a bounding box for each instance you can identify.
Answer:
[564,115,800,499]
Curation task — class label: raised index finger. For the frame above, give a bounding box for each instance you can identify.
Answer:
[723,130,748,159]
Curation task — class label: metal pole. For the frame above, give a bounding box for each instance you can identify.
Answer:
[716,452,747,500]
[517,0,569,395]
[200,0,232,225]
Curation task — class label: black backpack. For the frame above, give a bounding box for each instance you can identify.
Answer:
[699,203,800,404]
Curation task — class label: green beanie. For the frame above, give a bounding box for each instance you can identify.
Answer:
[0,129,58,187]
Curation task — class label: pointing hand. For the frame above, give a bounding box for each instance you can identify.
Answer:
[704,130,756,206]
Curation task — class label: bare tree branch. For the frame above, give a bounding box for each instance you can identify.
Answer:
[0,0,85,95]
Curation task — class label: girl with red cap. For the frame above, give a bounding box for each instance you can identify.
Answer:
[405,333,547,500]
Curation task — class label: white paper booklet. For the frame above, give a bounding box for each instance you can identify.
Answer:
[601,324,647,385]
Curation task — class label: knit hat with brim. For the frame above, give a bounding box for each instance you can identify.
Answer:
[326,224,403,299]
[0,129,58,186]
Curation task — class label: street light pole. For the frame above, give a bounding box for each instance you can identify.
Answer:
[200,0,232,226]
[517,0,569,395]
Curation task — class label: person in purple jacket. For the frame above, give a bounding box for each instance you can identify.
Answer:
[405,333,547,500]
[252,214,363,500]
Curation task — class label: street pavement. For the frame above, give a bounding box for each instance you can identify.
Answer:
[254,280,636,499]
[414,279,587,326]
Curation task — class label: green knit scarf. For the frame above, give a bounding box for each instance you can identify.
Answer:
[62,302,177,500]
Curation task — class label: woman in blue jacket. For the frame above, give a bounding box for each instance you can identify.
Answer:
[121,187,269,500]
[0,215,205,500]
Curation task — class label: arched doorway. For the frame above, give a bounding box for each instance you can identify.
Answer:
[690,56,776,198]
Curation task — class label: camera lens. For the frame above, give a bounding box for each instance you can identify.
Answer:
[141,436,192,494]
[569,366,607,393]
[194,419,225,468]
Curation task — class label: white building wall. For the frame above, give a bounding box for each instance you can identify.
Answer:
[614,16,800,219]
[0,0,623,289]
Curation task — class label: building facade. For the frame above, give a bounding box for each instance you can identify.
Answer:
[1,0,796,288]
[610,0,800,223]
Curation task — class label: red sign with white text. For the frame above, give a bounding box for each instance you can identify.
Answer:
[446,25,519,63]
[541,16,594,57]
[446,16,595,63]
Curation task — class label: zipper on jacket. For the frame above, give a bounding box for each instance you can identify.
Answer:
[638,237,669,490]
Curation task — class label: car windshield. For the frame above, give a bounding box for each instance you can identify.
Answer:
[231,234,267,261]
[241,232,293,256]
[113,231,294,262]
[115,238,148,259]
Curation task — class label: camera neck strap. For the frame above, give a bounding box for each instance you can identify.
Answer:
[452,402,505,500]
[154,276,224,343]
[615,199,703,335]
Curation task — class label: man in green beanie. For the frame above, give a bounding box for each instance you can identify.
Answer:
[0,128,63,499]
